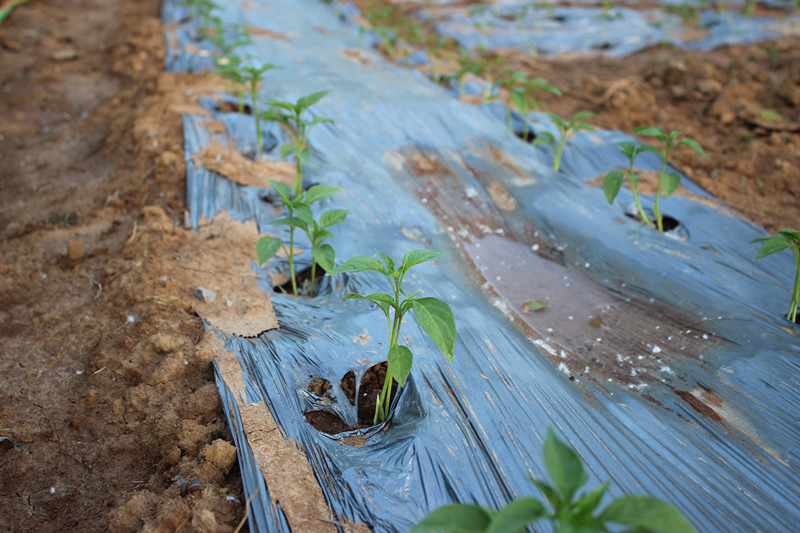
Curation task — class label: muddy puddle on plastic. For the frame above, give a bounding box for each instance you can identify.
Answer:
[459,234,718,394]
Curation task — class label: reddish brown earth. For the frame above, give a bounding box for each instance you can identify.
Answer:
[0,0,798,531]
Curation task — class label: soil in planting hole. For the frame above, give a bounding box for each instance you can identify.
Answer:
[308,376,332,397]
[625,212,681,232]
[215,101,254,115]
[305,363,399,435]
[341,369,356,405]
[274,263,328,296]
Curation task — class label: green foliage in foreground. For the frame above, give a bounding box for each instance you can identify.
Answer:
[412,428,697,533]
[328,250,457,424]
[602,141,653,227]
[752,228,800,323]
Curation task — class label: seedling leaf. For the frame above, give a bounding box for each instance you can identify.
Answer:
[486,498,546,533]
[600,496,697,533]
[298,89,333,110]
[543,427,588,504]
[280,144,296,160]
[305,184,342,204]
[312,243,335,272]
[633,125,664,137]
[412,297,456,363]
[603,171,624,204]
[319,208,349,229]
[752,235,791,260]
[376,250,396,274]
[410,504,492,533]
[388,345,413,386]
[402,249,449,271]
[677,137,709,159]
[268,179,292,203]
[267,216,307,229]
[255,236,281,266]
[327,256,386,275]
[297,147,312,164]
[661,172,682,198]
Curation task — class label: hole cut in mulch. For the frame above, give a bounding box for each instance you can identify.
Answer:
[274,264,328,296]
[515,129,537,143]
[304,362,399,436]
[624,212,681,232]
[214,101,253,115]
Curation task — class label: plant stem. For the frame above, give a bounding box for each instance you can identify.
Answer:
[310,258,317,297]
[654,159,667,232]
[790,246,800,323]
[631,182,654,227]
[553,136,567,171]
[252,93,262,159]
[374,275,405,424]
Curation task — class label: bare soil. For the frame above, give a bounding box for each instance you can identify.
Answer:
[1,0,798,531]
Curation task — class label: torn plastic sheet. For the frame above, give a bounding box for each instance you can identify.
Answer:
[165,1,800,531]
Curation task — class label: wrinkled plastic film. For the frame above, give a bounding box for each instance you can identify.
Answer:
[165,1,800,532]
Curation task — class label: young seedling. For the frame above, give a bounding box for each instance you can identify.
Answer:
[509,75,562,139]
[261,90,334,194]
[450,48,484,97]
[412,427,697,533]
[327,250,457,424]
[241,64,282,158]
[212,55,247,113]
[179,0,220,37]
[751,229,800,323]
[208,18,251,58]
[632,126,708,232]
[602,141,653,227]
[256,180,348,297]
[534,111,595,172]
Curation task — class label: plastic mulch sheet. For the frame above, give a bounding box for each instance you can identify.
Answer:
[164,1,800,531]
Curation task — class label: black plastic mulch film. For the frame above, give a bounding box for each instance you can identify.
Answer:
[164,1,800,531]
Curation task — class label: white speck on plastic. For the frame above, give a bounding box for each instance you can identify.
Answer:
[465,187,478,198]
[584,262,590,268]
[702,334,709,340]
[652,345,662,354]
[42,273,48,279]
[76,370,83,375]
[568,315,573,320]
[531,244,539,251]
[50,487,56,494]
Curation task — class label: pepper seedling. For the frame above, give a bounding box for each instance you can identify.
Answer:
[241,64,282,158]
[508,75,561,139]
[450,48,484,97]
[751,228,800,324]
[602,141,654,227]
[632,126,708,232]
[261,90,334,194]
[178,0,220,38]
[327,250,457,424]
[212,55,247,113]
[208,18,251,59]
[534,111,595,172]
[256,180,348,296]
[412,427,696,533]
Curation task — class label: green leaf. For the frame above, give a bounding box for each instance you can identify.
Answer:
[633,126,665,138]
[265,99,294,111]
[661,172,682,197]
[752,235,791,260]
[411,297,457,363]
[297,147,312,164]
[410,504,493,533]
[402,249,449,272]
[255,236,281,266]
[297,89,333,111]
[639,145,663,158]
[376,250,396,274]
[294,203,314,226]
[280,144,296,160]
[616,141,637,157]
[760,108,784,123]
[533,131,555,145]
[388,345,413,387]
[677,137,708,159]
[603,171,624,204]
[267,216,307,229]
[305,184,342,204]
[319,208,349,229]
[524,301,549,312]
[600,496,697,533]
[543,428,588,504]
[267,179,292,204]
[312,243,335,272]
[326,256,386,275]
[571,111,595,123]
[486,498,546,533]
[574,482,610,519]
[778,228,800,244]
[532,480,561,509]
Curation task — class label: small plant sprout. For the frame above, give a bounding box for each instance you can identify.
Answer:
[602,141,653,227]
[261,90,334,194]
[534,111,596,172]
[256,180,348,296]
[412,428,697,533]
[751,229,800,323]
[327,250,457,424]
[509,75,561,139]
[451,48,484,97]
[212,55,247,113]
[208,19,251,58]
[178,0,220,37]
[632,126,708,232]
[242,64,282,158]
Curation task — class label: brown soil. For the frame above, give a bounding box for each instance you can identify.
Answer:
[305,363,399,435]
[1,0,798,530]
